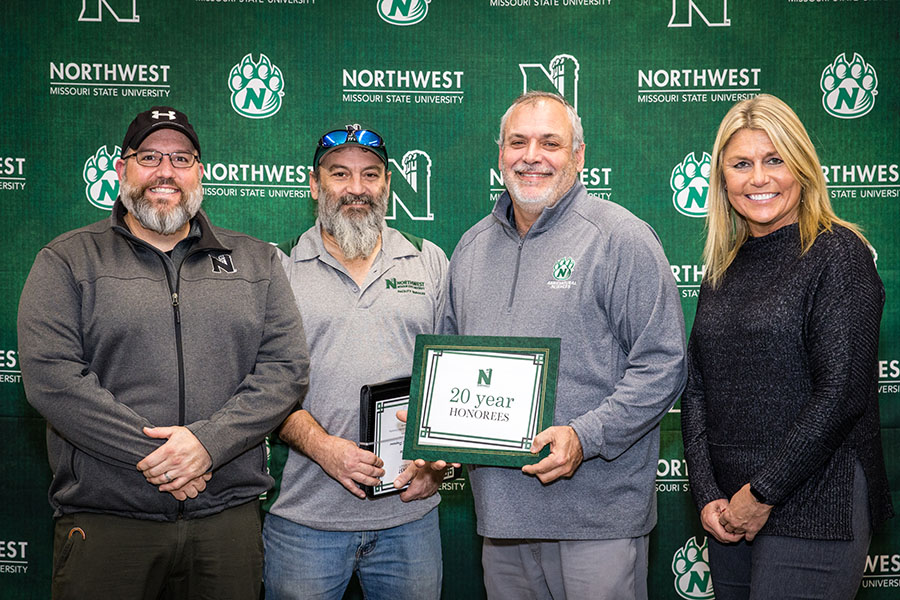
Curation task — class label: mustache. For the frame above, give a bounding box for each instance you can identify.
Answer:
[513,163,553,175]
[140,177,182,194]
[339,194,375,206]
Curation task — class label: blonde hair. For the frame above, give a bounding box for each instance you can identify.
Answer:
[703,94,866,288]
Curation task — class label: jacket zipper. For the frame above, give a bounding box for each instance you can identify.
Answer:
[506,238,525,313]
[159,252,189,519]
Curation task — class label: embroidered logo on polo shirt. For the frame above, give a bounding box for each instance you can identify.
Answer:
[385,278,425,295]
[210,254,236,274]
[547,257,577,290]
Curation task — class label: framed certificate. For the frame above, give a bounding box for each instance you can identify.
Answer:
[360,377,458,497]
[403,335,560,467]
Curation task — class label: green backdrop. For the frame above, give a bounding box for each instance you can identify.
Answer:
[2,1,898,598]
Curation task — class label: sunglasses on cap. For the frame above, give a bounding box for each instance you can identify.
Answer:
[313,125,388,168]
[319,128,384,149]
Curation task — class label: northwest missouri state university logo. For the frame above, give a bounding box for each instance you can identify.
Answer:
[377,0,429,26]
[387,150,434,221]
[861,552,900,590]
[385,277,426,295]
[548,257,576,290]
[0,539,29,574]
[670,152,711,218]
[49,61,170,98]
[341,67,464,105]
[0,157,26,191]
[83,146,120,210]
[520,54,579,111]
[79,0,139,22]
[668,0,729,27]
[553,257,574,281]
[203,159,311,200]
[229,54,284,119]
[820,53,878,119]
[0,349,20,385]
[672,537,714,600]
[671,263,705,299]
[823,162,899,201]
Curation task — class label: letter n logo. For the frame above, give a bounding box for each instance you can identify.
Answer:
[386,278,397,289]
[478,369,492,387]
[210,254,236,274]
[387,150,434,221]
[79,0,140,22]
[519,54,580,111]
[668,0,730,28]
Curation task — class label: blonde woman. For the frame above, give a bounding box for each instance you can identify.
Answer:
[681,94,892,599]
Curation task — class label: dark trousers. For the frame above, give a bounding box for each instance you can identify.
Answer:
[708,461,871,600]
[52,500,263,600]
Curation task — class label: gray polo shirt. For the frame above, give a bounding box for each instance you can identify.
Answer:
[270,221,447,531]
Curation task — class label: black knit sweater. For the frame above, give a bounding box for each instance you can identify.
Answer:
[682,223,893,540]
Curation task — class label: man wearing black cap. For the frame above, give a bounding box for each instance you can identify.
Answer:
[262,124,448,599]
[17,106,310,599]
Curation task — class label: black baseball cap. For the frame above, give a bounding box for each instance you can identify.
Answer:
[313,125,388,169]
[121,106,201,158]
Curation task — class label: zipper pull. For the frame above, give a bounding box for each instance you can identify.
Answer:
[172,292,181,324]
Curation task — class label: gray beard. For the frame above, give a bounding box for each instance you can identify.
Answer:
[120,178,203,236]
[502,157,579,215]
[318,187,388,260]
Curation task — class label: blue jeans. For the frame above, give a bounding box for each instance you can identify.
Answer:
[263,508,442,600]
[708,462,871,600]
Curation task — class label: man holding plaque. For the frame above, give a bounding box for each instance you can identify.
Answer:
[263,124,449,599]
[444,92,687,599]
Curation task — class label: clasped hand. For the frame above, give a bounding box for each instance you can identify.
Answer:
[136,426,213,501]
[702,484,773,543]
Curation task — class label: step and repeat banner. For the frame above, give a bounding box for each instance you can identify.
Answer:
[2,1,898,598]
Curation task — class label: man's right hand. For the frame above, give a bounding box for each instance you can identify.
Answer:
[316,435,385,499]
[167,472,212,501]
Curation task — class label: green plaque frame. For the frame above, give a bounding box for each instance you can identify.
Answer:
[403,335,560,467]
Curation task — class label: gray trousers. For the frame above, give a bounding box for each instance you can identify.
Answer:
[482,535,649,600]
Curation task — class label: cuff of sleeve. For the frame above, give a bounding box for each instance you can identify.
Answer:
[568,418,602,460]
[186,421,218,470]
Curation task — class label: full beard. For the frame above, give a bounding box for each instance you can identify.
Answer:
[120,177,203,236]
[318,185,389,260]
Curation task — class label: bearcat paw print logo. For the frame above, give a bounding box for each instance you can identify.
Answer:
[229,53,284,119]
[670,152,711,218]
[83,145,121,210]
[820,53,878,119]
[672,537,714,600]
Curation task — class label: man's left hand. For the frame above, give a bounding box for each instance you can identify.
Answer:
[392,409,457,502]
[395,459,448,502]
[521,425,583,484]
[719,483,773,541]
[137,426,213,492]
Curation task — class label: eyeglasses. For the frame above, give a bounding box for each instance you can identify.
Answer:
[121,150,199,169]
[318,127,384,151]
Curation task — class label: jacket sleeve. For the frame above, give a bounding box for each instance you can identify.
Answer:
[569,221,688,461]
[17,247,162,468]
[186,250,310,469]
[681,329,728,511]
[749,237,883,505]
